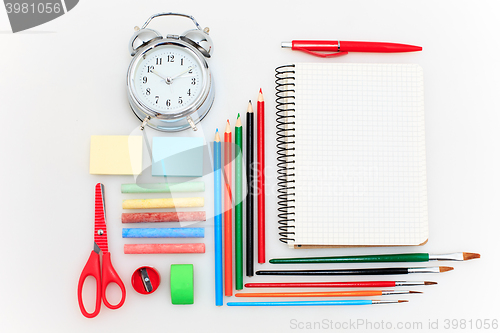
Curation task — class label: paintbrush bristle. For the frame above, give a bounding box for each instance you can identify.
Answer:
[463,252,480,260]
[439,266,454,273]
[424,281,437,285]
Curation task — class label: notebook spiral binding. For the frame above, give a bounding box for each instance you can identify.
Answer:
[275,64,296,244]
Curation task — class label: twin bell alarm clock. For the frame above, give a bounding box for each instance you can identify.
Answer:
[127,13,214,131]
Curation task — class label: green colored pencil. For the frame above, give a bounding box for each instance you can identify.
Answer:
[235,114,243,290]
[269,252,481,264]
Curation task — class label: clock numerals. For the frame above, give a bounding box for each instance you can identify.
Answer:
[137,50,202,111]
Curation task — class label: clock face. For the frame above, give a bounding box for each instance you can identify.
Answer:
[132,44,204,114]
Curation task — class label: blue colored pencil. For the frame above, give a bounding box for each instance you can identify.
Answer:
[227,300,406,306]
[214,129,223,306]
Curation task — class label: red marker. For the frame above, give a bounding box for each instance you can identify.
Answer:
[282,40,422,58]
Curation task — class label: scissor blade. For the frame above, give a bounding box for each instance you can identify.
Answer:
[94,183,109,253]
[100,183,106,223]
[93,242,101,254]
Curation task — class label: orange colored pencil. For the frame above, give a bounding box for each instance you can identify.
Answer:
[224,120,233,296]
[235,290,420,297]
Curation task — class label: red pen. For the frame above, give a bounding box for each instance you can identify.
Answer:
[282,40,422,58]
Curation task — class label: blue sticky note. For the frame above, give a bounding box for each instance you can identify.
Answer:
[152,137,204,177]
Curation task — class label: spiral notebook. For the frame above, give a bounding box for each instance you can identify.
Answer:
[276,63,428,248]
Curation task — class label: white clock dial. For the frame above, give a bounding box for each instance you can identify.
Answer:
[133,45,203,113]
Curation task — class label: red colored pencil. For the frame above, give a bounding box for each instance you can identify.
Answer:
[257,89,265,264]
[244,281,437,288]
[224,120,233,296]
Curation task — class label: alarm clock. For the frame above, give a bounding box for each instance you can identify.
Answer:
[127,13,214,131]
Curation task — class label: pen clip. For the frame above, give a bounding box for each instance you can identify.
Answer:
[294,47,348,58]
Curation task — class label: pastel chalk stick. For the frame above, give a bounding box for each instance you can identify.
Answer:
[124,243,206,254]
[121,182,205,193]
[122,211,206,223]
[122,228,205,238]
[122,197,204,209]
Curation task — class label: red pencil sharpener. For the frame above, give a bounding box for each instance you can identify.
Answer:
[131,266,161,294]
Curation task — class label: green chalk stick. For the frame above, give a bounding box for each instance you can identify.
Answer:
[121,182,205,193]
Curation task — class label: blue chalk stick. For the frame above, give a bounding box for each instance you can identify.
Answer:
[122,228,205,238]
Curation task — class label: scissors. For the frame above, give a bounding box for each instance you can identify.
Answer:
[77,183,126,318]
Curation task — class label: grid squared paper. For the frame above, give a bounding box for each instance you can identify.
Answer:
[291,63,428,246]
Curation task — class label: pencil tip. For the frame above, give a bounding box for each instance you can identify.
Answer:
[398,300,409,303]
[237,113,240,118]
[424,281,437,285]
[439,266,454,273]
[409,291,423,294]
[463,252,481,260]
[216,128,218,132]
[259,88,262,93]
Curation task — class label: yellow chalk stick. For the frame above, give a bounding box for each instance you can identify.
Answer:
[122,197,205,209]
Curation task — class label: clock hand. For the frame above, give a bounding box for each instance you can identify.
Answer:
[170,67,193,81]
[150,69,168,82]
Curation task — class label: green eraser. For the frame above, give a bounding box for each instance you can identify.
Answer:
[170,264,194,305]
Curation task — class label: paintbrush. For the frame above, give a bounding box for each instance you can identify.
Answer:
[269,252,480,264]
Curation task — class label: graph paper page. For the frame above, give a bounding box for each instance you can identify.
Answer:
[292,63,428,246]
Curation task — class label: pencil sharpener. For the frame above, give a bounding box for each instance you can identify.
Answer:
[131,266,161,294]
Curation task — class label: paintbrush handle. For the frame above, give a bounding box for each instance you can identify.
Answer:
[256,268,410,276]
[269,253,430,264]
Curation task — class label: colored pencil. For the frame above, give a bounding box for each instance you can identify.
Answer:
[257,89,265,264]
[269,252,481,264]
[224,120,233,296]
[244,281,437,288]
[235,114,243,290]
[235,290,420,297]
[245,101,255,276]
[213,130,223,306]
[256,266,454,276]
[227,300,407,307]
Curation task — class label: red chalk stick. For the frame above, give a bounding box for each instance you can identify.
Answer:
[122,212,206,223]
[124,243,205,254]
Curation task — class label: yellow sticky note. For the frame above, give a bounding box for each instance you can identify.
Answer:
[90,135,142,175]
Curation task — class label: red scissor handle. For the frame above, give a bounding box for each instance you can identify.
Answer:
[77,251,102,318]
[101,252,126,309]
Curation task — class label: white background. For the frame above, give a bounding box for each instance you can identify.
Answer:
[1,1,499,332]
